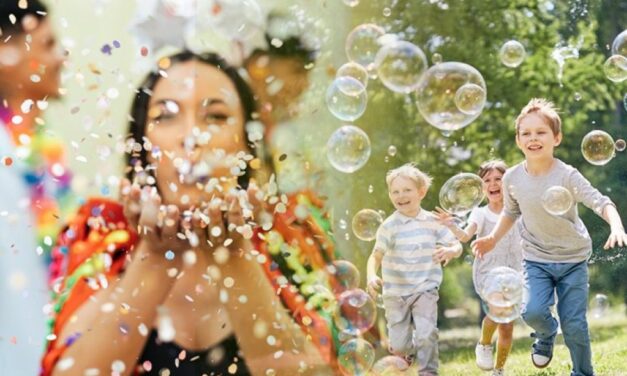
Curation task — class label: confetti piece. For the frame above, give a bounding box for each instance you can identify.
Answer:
[140,46,149,56]
[2,156,13,166]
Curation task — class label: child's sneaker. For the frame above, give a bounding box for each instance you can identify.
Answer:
[530,333,554,368]
[475,343,494,370]
[491,368,505,376]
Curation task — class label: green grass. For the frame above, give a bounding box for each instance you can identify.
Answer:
[436,309,627,376]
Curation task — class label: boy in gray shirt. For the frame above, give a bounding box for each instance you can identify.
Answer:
[473,98,627,376]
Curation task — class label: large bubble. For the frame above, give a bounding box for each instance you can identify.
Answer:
[499,40,526,68]
[326,77,367,121]
[611,29,627,57]
[481,266,524,323]
[603,55,627,83]
[352,209,384,241]
[454,83,487,115]
[371,356,410,375]
[541,186,574,216]
[439,173,485,216]
[375,40,428,93]
[326,125,371,173]
[338,338,376,376]
[415,62,487,132]
[328,260,361,294]
[591,293,609,319]
[581,130,615,166]
[345,24,386,71]
[333,289,377,336]
[336,62,369,89]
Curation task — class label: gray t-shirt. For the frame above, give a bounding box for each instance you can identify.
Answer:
[503,159,614,263]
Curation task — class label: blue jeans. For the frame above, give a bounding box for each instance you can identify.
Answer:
[521,260,593,376]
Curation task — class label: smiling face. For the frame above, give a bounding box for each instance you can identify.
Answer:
[515,112,562,161]
[481,169,504,205]
[388,176,426,217]
[145,60,248,207]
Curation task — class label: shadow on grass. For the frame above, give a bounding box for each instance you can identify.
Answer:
[440,321,627,364]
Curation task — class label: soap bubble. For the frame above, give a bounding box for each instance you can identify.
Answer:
[333,289,377,336]
[603,55,627,83]
[371,356,410,375]
[352,209,383,241]
[338,338,376,376]
[581,130,615,166]
[328,260,361,294]
[499,40,526,68]
[345,24,386,71]
[541,186,574,216]
[590,293,609,319]
[615,139,626,152]
[336,62,369,89]
[454,83,487,115]
[415,62,487,132]
[327,126,371,173]
[375,40,428,93]
[481,267,524,323]
[326,77,367,121]
[439,173,485,216]
[387,145,397,157]
[611,30,627,57]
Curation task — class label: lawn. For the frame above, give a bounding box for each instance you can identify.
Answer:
[436,308,627,376]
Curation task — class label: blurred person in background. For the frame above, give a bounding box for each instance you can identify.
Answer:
[0,1,71,374]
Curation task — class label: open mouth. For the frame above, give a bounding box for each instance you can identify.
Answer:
[488,188,501,196]
[527,144,542,151]
[396,200,411,207]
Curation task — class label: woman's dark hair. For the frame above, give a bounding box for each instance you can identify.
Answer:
[0,0,48,36]
[126,51,258,189]
[248,12,317,65]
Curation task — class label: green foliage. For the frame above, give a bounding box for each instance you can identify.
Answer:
[333,0,627,324]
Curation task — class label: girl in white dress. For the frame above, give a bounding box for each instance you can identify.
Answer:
[436,160,522,376]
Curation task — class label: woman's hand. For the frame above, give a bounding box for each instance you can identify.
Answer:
[120,179,193,261]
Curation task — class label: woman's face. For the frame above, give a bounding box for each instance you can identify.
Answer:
[145,60,248,207]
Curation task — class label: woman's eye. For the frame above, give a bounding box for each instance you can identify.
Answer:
[148,100,179,122]
[203,113,229,123]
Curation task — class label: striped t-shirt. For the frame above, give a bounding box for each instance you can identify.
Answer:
[373,209,459,297]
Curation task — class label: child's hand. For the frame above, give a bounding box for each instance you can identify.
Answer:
[604,228,627,250]
[434,207,455,228]
[471,236,496,259]
[367,276,383,298]
[433,246,457,266]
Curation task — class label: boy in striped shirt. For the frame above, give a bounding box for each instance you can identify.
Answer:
[367,163,462,375]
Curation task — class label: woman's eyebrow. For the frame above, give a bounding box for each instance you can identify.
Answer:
[201,98,227,107]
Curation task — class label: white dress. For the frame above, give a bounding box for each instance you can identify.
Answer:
[0,123,48,375]
[468,206,523,296]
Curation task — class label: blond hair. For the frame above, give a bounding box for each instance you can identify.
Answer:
[515,98,561,136]
[386,163,432,191]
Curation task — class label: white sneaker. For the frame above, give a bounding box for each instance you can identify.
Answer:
[475,343,494,371]
[531,353,552,368]
[492,368,505,376]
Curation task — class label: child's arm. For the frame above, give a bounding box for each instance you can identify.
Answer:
[435,206,479,243]
[602,204,627,249]
[568,168,626,249]
[366,251,383,297]
[433,242,463,266]
[471,214,516,258]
